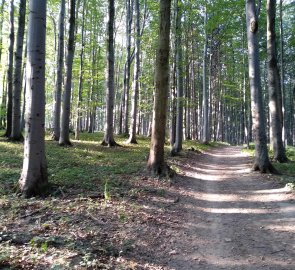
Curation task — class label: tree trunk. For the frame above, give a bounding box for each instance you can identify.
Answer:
[246,0,275,173]
[101,0,118,146]
[171,0,183,155]
[147,0,171,176]
[121,0,133,135]
[4,0,14,138]
[75,1,86,141]
[11,0,26,141]
[279,0,286,146]
[19,0,48,198]
[59,0,76,146]
[267,0,287,162]
[52,0,65,141]
[127,0,140,144]
[202,7,209,144]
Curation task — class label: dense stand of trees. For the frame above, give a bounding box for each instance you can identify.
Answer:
[0,0,294,195]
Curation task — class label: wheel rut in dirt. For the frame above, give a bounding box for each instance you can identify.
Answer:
[167,146,295,270]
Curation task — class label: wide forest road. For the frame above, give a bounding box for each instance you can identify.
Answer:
[167,146,295,270]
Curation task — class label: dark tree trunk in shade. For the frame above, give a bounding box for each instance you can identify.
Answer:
[101,0,118,147]
[171,0,183,155]
[266,0,287,162]
[147,0,171,176]
[11,0,26,141]
[4,0,14,138]
[246,0,275,173]
[59,0,76,146]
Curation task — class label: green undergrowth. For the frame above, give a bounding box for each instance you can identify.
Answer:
[0,131,214,196]
[243,143,295,189]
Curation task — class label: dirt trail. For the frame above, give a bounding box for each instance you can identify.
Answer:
[165,146,295,270]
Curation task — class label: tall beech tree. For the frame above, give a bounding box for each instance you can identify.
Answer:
[246,0,274,173]
[101,0,118,146]
[4,0,14,137]
[52,0,65,141]
[19,0,48,197]
[202,7,209,144]
[171,0,184,154]
[266,0,287,163]
[127,0,140,144]
[59,0,76,146]
[11,0,26,141]
[147,0,171,176]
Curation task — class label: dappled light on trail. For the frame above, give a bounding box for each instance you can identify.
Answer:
[167,146,295,270]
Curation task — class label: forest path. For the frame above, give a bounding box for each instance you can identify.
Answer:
[165,146,295,270]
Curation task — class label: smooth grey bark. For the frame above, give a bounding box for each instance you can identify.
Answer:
[120,0,133,135]
[246,0,274,173]
[101,0,118,146]
[19,0,48,198]
[11,0,26,141]
[171,0,183,155]
[52,0,65,141]
[127,0,140,144]
[267,0,287,162]
[59,0,76,146]
[147,0,171,176]
[202,7,209,144]
[4,0,14,137]
[75,1,86,140]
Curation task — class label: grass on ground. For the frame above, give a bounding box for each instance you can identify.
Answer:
[243,143,295,189]
[0,131,212,269]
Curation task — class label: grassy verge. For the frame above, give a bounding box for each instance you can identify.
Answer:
[0,131,217,269]
[243,143,295,189]
[0,131,214,196]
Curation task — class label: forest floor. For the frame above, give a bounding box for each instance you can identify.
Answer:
[1,135,295,269]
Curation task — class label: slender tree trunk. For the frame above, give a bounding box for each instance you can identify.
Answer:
[122,0,133,135]
[52,0,65,141]
[101,0,118,146]
[202,7,209,144]
[127,0,140,144]
[171,0,183,154]
[59,0,76,146]
[147,0,171,176]
[19,0,48,197]
[279,0,286,146]
[11,0,26,141]
[4,0,14,137]
[246,0,275,173]
[267,0,287,162]
[75,1,86,141]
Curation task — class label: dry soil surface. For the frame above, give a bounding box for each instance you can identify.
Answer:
[161,146,295,270]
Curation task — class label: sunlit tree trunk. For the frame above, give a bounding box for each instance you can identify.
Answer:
[267,0,287,162]
[52,0,65,141]
[246,0,274,173]
[59,0,76,146]
[147,0,171,176]
[127,0,140,144]
[101,0,118,146]
[4,0,14,138]
[19,0,48,197]
[11,0,26,141]
[171,0,183,154]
